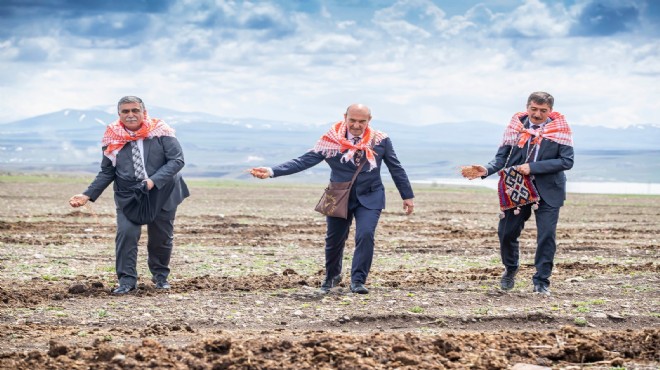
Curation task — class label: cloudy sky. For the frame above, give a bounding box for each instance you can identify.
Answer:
[1,0,658,128]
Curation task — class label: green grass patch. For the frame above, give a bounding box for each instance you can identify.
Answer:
[574,317,588,326]
[572,299,606,313]
[409,306,424,314]
[474,306,490,315]
[575,306,590,313]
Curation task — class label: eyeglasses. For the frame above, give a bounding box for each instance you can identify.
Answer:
[120,108,142,114]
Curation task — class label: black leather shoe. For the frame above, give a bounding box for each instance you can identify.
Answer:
[319,275,342,294]
[155,280,171,289]
[151,276,171,289]
[112,284,136,295]
[533,284,550,295]
[500,267,518,291]
[350,282,369,294]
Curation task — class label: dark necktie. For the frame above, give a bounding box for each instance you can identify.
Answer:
[131,141,146,180]
[527,125,540,161]
[352,137,363,166]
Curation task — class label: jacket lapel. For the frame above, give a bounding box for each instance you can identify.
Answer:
[142,138,151,171]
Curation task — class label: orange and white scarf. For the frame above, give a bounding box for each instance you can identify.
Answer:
[311,121,388,171]
[501,111,573,148]
[101,116,176,166]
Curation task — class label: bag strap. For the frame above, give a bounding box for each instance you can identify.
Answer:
[348,159,366,186]
[502,145,514,169]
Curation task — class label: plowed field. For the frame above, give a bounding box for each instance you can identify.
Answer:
[0,175,658,369]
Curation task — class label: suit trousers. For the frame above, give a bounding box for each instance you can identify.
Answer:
[324,204,382,284]
[115,207,176,286]
[498,198,560,286]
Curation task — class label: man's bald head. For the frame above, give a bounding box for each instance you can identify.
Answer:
[344,103,372,138]
[345,104,372,118]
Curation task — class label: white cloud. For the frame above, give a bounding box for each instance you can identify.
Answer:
[320,5,332,19]
[491,0,572,38]
[373,0,474,39]
[246,155,265,163]
[302,33,362,53]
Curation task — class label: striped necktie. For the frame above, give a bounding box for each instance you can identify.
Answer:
[130,141,146,180]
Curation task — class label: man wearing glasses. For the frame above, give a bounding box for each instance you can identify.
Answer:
[69,96,189,294]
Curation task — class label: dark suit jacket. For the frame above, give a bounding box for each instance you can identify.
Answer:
[84,136,189,212]
[272,137,414,209]
[484,116,574,208]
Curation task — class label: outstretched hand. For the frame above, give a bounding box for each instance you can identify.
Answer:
[69,194,90,208]
[249,167,271,179]
[460,165,487,180]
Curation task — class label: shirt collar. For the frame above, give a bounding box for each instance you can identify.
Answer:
[347,132,361,141]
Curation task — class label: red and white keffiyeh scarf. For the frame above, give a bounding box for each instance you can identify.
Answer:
[311,121,388,171]
[101,116,176,166]
[501,111,573,148]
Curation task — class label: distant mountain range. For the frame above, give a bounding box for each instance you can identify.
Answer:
[1,107,659,183]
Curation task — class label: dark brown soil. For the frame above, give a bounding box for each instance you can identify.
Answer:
[0,177,658,369]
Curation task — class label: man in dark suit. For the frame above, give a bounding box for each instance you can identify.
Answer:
[461,92,574,295]
[69,96,189,294]
[250,104,415,294]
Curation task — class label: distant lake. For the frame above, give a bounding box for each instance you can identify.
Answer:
[414,178,660,195]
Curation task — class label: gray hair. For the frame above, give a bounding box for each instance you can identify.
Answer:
[117,96,146,113]
[527,92,554,109]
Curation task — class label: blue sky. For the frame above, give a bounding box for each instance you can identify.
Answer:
[1,0,658,127]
